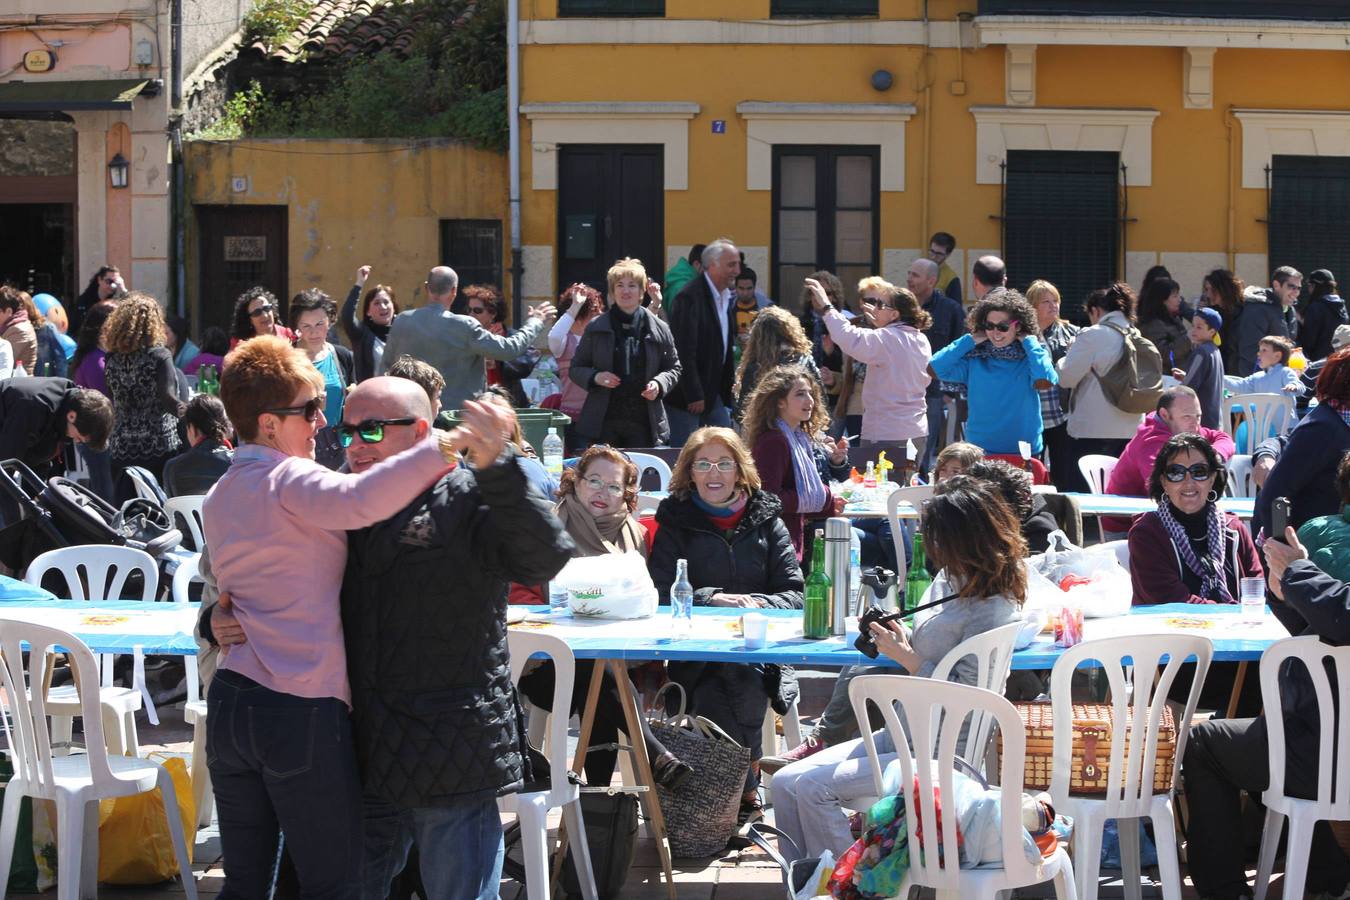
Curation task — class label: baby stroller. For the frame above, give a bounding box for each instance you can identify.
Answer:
[0,458,182,576]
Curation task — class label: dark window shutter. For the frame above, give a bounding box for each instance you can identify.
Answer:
[771,0,877,16]
[1268,155,1350,302]
[558,0,663,15]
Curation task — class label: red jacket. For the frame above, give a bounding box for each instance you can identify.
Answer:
[1102,414,1235,533]
[1127,509,1263,605]
[751,429,835,558]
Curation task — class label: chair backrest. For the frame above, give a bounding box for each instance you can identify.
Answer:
[171,553,203,604]
[123,466,168,504]
[0,617,117,797]
[25,545,159,602]
[164,495,207,552]
[849,675,1040,889]
[886,485,936,582]
[1048,635,1213,816]
[1228,393,1295,455]
[625,452,672,492]
[636,494,662,516]
[507,629,576,797]
[931,621,1024,764]
[1259,635,1350,814]
[1077,454,1119,494]
[1225,454,1256,498]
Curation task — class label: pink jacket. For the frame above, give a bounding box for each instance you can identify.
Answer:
[821,310,931,442]
[1102,414,1235,533]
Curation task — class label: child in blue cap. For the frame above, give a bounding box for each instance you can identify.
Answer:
[1172,306,1225,429]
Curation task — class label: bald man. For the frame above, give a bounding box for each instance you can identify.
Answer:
[379,265,556,411]
[206,377,573,899]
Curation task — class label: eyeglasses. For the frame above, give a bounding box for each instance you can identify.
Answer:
[581,475,625,498]
[864,301,896,312]
[692,459,736,474]
[981,320,1016,333]
[1163,463,1215,483]
[249,305,275,318]
[336,417,417,448]
[265,396,325,422]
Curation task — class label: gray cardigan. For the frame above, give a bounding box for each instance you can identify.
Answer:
[379,304,544,411]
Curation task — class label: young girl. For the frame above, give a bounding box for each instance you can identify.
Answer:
[1173,308,1225,430]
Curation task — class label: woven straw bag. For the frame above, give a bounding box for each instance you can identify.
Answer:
[999,701,1177,794]
[648,684,751,858]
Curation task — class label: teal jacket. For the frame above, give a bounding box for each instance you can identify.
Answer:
[1299,505,1350,585]
[930,334,1057,454]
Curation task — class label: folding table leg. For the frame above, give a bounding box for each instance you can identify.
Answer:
[1226,662,1248,719]
[609,659,677,900]
[550,659,609,895]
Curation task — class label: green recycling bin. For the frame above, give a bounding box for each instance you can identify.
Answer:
[436,407,570,459]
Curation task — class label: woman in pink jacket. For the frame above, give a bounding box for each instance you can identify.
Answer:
[804,276,931,465]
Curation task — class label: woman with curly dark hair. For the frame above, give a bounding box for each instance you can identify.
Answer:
[101,293,184,483]
[931,289,1057,455]
[1202,268,1244,373]
[743,365,847,556]
[71,264,123,335]
[461,284,536,407]
[230,286,294,349]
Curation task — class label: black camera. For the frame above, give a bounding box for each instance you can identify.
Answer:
[854,605,905,658]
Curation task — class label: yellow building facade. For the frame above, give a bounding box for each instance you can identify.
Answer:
[517,0,1350,318]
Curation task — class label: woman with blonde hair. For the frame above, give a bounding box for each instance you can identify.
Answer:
[1027,280,1080,490]
[650,426,803,821]
[571,257,681,447]
[734,306,822,420]
[804,276,932,464]
[101,293,185,482]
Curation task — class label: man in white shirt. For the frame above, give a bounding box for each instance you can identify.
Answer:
[665,238,741,445]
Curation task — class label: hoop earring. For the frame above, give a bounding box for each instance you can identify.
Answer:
[1207,489,1219,503]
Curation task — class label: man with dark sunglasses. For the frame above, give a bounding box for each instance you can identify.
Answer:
[202,376,573,899]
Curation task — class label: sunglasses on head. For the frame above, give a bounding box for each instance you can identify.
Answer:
[982,320,1016,333]
[337,417,418,448]
[249,304,275,317]
[265,396,325,422]
[1164,463,1215,483]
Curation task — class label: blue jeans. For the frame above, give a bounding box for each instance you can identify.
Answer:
[207,668,363,900]
[919,394,948,473]
[362,794,504,900]
[664,396,732,447]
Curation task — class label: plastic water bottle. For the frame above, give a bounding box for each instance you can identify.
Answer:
[548,581,570,615]
[671,558,694,640]
[848,530,863,615]
[543,427,564,479]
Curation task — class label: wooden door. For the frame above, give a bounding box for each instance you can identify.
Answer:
[557,145,663,296]
[195,205,288,331]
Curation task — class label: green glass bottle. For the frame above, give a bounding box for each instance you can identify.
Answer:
[804,529,832,639]
[904,532,932,623]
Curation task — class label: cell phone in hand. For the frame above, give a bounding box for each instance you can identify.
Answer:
[1271,496,1291,540]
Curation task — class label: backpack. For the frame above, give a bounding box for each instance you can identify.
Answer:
[1090,321,1164,414]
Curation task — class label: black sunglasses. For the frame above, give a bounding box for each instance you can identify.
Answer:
[337,417,418,448]
[1163,463,1215,483]
[265,397,325,422]
[249,304,275,317]
[981,320,1016,333]
[468,306,488,315]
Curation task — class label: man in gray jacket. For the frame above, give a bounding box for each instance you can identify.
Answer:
[379,265,555,410]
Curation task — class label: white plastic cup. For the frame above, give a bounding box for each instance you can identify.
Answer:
[743,613,768,650]
[1240,576,1266,624]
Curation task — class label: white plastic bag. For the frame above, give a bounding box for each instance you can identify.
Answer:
[1029,531,1131,618]
[554,551,658,619]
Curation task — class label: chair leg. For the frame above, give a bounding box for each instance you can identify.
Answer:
[783,699,803,748]
[561,797,599,900]
[515,795,552,900]
[191,715,214,828]
[157,767,201,899]
[51,715,73,757]
[1073,812,1104,900]
[79,798,99,897]
[1279,812,1314,900]
[1118,817,1143,900]
[100,705,125,756]
[0,780,26,893]
[1053,852,1080,900]
[1253,807,1284,900]
[1150,801,1184,900]
[121,708,140,756]
[54,795,86,900]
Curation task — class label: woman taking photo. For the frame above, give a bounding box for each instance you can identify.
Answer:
[341,265,399,382]
[202,335,463,897]
[649,427,804,822]
[733,306,822,420]
[1138,276,1191,372]
[772,477,1026,858]
[570,258,681,448]
[102,293,184,483]
[804,276,931,464]
[517,446,692,789]
[548,282,606,440]
[230,287,294,349]
[1128,433,1262,605]
[290,288,354,468]
[743,365,847,557]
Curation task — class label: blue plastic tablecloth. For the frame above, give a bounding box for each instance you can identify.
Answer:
[0,599,199,655]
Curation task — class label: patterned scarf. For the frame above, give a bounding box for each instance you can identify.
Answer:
[1156,499,1233,603]
[967,339,1026,362]
[776,418,828,515]
[1337,405,1350,430]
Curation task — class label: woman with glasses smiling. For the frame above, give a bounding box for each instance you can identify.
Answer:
[1128,433,1262,606]
[290,288,355,469]
[229,286,295,350]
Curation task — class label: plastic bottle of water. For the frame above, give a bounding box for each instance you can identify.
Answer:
[543,427,564,479]
[848,530,863,615]
[671,558,694,640]
[548,581,570,615]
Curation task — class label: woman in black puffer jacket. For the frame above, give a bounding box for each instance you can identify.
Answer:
[648,426,804,823]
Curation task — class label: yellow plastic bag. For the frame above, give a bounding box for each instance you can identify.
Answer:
[96,755,196,884]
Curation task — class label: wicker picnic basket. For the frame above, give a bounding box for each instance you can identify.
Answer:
[999,702,1177,795]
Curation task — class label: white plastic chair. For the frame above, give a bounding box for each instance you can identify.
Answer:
[0,618,199,900]
[625,452,672,492]
[123,466,167,504]
[164,495,207,552]
[760,697,804,800]
[504,630,598,900]
[886,484,936,583]
[1225,454,1256,499]
[170,554,213,828]
[1254,636,1350,900]
[1228,393,1295,455]
[25,546,160,757]
[849,675,1078,900]
[636,494,662,516]
[1048,635,1213,900]
[1077,454,1119,494]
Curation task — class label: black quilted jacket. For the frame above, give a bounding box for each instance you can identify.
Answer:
[341,453,573,808]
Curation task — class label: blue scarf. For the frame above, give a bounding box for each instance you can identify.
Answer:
[776,418,828,516]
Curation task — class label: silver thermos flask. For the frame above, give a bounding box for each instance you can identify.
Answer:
[824,516,852,636]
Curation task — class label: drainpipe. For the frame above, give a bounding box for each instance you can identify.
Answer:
[1225,105,1237,272]
[170,0,186,318]
[507,0,524,325]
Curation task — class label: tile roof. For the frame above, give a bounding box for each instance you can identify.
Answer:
[249,0,481,65]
